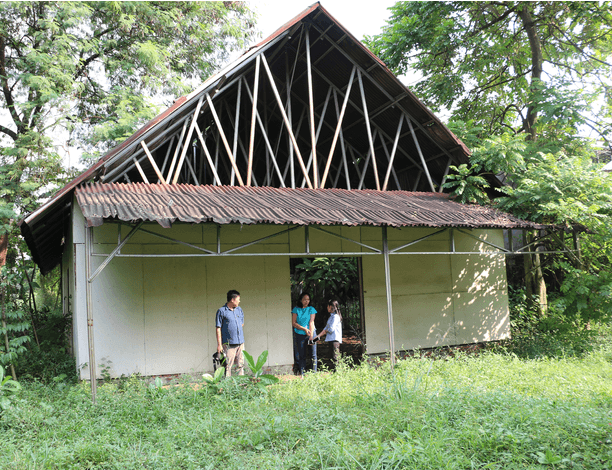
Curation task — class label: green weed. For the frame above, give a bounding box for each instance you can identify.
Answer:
[1,342,611,469]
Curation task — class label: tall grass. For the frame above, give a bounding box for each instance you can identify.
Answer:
[1,344,611,469]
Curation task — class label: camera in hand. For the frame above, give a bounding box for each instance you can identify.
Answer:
[308,337,319,345]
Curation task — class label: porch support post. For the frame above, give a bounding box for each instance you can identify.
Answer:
[382,226,395,371]
[85,225,97,403]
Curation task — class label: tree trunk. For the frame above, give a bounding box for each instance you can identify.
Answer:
[523,231,534,299]
[534,249,548,314]
[519,5,543,140]
[0,233,17,380]
[524,231,547,314]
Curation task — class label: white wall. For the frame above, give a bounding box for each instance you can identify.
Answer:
[71,204,509,379]
[362,227,510,354]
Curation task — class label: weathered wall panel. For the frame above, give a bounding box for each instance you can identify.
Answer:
[362,228,509,354]
[73,207,509,378]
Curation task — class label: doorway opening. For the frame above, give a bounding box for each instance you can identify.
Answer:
[290,257,365,372]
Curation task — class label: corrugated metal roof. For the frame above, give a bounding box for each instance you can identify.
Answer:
[75,183,545,231]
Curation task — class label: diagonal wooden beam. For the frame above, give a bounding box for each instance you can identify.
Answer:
[333,90,352,190]
[382,116,404,191]
[260,53,312,189]
[231,78,242,186]
[206,93,244,186]
[357,129,379,190]
[166,119,189,183]
[171,95,204,184]
[141,141,167,185]
[407,117,435,192]
[320,66,356,189]
[305,27,318,188]
[378,131,402,191]
[194,124,222,186]
[133,157,149,184]
[358,69,380,190]
[439,157,452,193]
[309,22,461,168]
[247,56,261,187]
[159,135,176,177]
[240,77,286,187]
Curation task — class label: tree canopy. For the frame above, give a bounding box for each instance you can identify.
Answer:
[367,1,612,147]
[368,1,612,322]
[0,1,256,374]
[0,0,255,244]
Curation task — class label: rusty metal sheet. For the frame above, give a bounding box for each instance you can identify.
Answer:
[75,183,545,230]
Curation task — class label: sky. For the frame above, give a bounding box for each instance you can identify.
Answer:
[248,0,396,52]
[60,0,399,169]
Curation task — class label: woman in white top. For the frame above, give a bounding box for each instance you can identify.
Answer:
[315,299,342,366]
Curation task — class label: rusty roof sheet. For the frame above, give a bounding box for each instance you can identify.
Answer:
[75,183,544,230]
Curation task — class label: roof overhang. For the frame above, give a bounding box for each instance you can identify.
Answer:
[74,183,547,231]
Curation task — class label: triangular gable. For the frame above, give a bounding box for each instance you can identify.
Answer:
[21,2,497,274]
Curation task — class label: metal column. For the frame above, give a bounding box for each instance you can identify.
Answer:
[382,226,395,370]
[85,225,97,403]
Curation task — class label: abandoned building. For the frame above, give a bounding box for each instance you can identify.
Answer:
[20,3,559,391]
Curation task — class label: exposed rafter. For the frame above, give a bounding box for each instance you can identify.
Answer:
[55,3,481,196]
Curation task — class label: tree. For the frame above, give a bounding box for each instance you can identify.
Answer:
[367,1,612,147]
[367,2,612,322]
[291,258,361,333]
[0,1,256,372]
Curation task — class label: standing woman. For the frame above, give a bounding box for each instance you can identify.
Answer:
[315,299,342,367]
[292,292,317,375]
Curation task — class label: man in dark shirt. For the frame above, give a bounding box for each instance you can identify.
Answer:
[215,289,245,376]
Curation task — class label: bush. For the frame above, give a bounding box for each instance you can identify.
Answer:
[14,307,76,383]
[497,286,598,358]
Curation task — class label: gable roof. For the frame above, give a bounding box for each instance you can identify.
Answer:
[21,2,512,274]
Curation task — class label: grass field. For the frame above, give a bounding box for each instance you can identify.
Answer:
[1,339,611,469]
